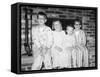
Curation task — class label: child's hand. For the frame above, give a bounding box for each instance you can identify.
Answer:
[55,46,63,52]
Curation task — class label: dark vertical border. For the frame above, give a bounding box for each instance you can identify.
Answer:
[11,4,17,73]
[11,3,21,74]
[17,3,21,74]
[95,8,98,69]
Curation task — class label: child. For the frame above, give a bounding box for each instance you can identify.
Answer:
[31,12,53,70]
[63,25,78,68]
[51,20,68,69]
[74,19,88,67]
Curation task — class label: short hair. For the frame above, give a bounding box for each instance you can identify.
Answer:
[66,24,74,29]
[52,19,62,30]
[74,19,82,25]
[66,24,74,34]
[37,12,47,19]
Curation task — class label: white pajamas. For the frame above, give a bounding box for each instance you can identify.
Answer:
[74,30,88,67]
[63,34,78,68]
[51,31,68,68]
[31,25,53,70]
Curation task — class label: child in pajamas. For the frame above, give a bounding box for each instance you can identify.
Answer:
[31,12,53,70]
[51,20,68,69]
[74,19,88,67]
[63,25,78,68]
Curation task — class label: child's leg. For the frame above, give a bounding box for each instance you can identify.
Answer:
[67,50,71,68]
[83,47,88,67]
[77,50,82,67]
[71,49,77,68]
[51,47,59,69]
[31,55,43,70]
[44,53,52,69]
[44,49,52,69]
[31,45,43,70]
[76,47,82,67]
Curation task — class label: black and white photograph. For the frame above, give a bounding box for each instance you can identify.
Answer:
[11,2,97,74]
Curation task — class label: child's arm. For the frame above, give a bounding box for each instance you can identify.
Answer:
[81,30,86,46]
[32,27,41,59]
[32,26,41,48]
[47,27,54,48]
[73,34,78,47]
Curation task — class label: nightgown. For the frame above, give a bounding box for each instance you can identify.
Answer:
[51,31,68,68]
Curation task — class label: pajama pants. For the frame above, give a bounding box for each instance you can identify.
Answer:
[71,47,82,68]
[75,46,88,67]
[31,46,52,70]
[82,46,88,67]
[31,53,52,70]
[71,49,77,68]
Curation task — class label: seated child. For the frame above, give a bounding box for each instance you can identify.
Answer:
[63,25,78,68]
[74,19,88,67]
[51,20,68,69]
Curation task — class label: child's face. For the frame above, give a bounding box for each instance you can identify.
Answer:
[66,26,74,35]
[53,21,62,31]
[74,21,81,30]
[38,15,47,25]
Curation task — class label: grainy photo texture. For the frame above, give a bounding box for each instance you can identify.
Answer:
[16,3,97,73]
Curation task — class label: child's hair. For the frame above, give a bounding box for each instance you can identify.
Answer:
[66,24,74,29]
[74,19,82,29]
[66,24,74,34]
[37,12,47,19]
[52,19,62,30]
[74,19,82,25]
